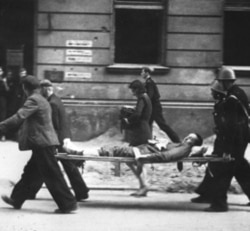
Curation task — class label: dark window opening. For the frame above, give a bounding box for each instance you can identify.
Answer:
[224,11,250,66]
[115,9,163,64]
[0,0,34,75]
[225,0,250,8]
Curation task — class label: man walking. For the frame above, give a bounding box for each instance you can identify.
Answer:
[28,79,89,201]
[0,75,77,213]
[205,67,250,212]
[141,67,182,170]
[191,80,226,203]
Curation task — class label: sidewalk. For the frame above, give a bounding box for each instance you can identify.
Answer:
[0,188,249,231]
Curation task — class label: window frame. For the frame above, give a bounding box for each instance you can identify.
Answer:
[223,0,250,75]
[107,0,169,74]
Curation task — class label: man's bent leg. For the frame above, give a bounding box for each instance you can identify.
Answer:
[126,162,148,197]
[60,159,89,201]
[34,147,77,211]
[8,153,43,208]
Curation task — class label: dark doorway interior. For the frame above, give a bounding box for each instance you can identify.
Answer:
[0,0,34,75]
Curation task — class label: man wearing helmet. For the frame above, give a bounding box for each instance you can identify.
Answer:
[204,67,250,212]
[191,80,226,203]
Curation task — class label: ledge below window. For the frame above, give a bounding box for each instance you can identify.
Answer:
[227,66,250,78]
[106,64,169,74]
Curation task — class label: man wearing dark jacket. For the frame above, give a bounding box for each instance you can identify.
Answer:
[141,67,180,142]
[205,67,250,212]
[0,75,77,213]
[141,67,182,170]
[29,79,89,201]
[191,80,226,203]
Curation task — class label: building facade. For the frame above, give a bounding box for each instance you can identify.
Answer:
[0,0,250,141]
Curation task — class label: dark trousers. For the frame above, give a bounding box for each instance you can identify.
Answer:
[28,147,89,200]
[0,96,7,122]
[208,158,250,208]
[29,159,89,200]
[195,165,214,199]
[11,146,76,210]
[195,136,224,198]
[150,103,180,143]
[197,134,250,207]
[59,159,89,199]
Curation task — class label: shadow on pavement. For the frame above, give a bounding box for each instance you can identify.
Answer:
[77,199,204,212]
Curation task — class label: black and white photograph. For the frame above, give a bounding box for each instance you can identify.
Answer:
[0,0,250,230]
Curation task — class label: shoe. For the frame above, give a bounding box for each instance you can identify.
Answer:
[177,162,183,172]
[1,136,5,142]
[54,204,78,214]
[1,195,21,209]
[76,193,89,201]
[191,196,211,203]
[204,206,228,212]
[130,187,148,197]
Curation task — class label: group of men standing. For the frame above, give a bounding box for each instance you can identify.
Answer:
[0,67,27,140]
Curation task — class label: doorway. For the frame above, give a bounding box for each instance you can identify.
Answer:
[0,0,35,76]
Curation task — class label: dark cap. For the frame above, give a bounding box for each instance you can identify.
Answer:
[40,79,53,87]
[22,75,40,90]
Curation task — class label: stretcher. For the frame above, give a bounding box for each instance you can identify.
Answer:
[56,153,233,164]
[56,153,234,195]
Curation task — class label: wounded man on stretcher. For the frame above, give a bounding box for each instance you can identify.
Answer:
[99,133,207,197]
[99,133,206,163]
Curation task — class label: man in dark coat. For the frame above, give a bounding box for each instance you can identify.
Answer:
[0,75,77,213]
[28,79,89,201]
[205,67,250,212]
[191,80,226,203]
[141,67,182,171]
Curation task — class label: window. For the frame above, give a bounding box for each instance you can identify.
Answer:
[224,1,250,66]
[113,0,166,65]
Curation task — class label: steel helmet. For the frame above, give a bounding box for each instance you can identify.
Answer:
[216,66,236,81]
[210,80,225,94]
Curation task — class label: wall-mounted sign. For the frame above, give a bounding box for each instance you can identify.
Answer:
[44,70,64,82]
[66,49,92,56]
[65,72,92,79]
[66,40,93,47]
[66,56,92,63]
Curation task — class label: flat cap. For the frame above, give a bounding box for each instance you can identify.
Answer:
[40,79,53,87]
[22,75,40,90]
